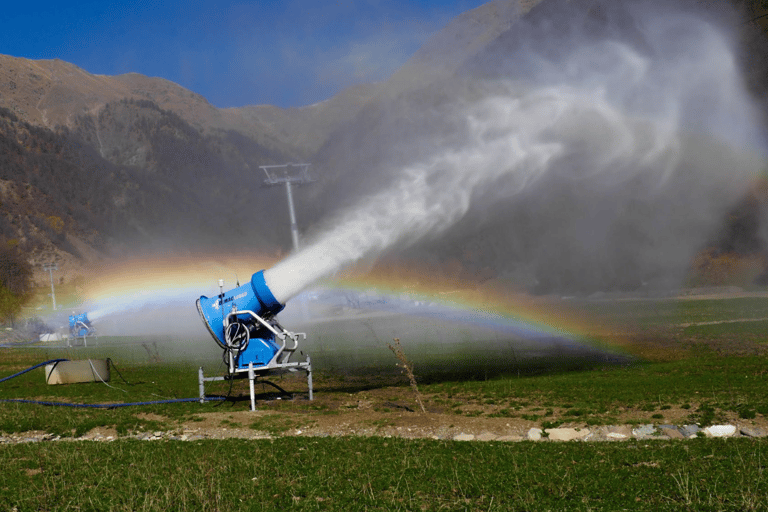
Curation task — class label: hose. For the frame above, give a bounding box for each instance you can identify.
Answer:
[0,397,223,408]
[0,359,224,408]
[0,359,68,384]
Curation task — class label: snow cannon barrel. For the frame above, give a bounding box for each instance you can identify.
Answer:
[196,270,285,350]
[69,312,93,337]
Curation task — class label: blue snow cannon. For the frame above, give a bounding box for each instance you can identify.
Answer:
[196,270,286,370]
[69,312,93,338]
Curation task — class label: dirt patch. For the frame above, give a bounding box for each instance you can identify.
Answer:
[136,412,168,423]
[162,376,768,441]
[83,426,118,440]
[2,374,766,444]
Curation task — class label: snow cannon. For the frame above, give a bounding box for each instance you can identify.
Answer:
[197,271,284,353]
[69,312,93,338]
[196,270,312,408]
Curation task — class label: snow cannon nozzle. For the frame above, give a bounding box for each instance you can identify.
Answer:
[196,270,284,349]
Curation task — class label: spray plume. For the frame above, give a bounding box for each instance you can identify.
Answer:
[265,0,765,302]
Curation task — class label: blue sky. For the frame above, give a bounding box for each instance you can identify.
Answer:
[2,0,489,108]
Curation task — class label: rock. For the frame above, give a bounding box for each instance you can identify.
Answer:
[476,432,497,442]
[606,426,632,440]
[496,435,523,442]
[546,428,588,442]
[632,424,657,439]
[740,426,767,438]
[680,424,700,438]
[527,428,543,441]
[658,426,684,439]
[579,428,602,441]
[453,433,475,441]
[703,425,737,438]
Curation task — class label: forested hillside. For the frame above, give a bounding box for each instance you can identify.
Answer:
[0,106,126,255]
[0,100,296,261]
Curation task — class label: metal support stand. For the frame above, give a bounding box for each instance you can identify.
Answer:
[67,334,89,348]
[248,363,256,411]
[307,355,313,400]
[198,354,313,409]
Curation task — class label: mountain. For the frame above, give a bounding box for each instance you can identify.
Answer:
[0,54,381,275]
[383,0,542,99]
[0,54,377,159]
[1,0,767,293]
[0,0,541,284]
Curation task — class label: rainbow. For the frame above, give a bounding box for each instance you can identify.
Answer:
[326,270,627,351]
[78,254,279,321]
[74,254,631,357]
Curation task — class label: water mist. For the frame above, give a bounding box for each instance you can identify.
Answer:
[265,0,765,302]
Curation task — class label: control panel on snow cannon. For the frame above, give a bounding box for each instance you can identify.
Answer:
[196,270,307,375]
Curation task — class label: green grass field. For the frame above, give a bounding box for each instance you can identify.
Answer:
[1,437,765,511]
[1,295,767,510]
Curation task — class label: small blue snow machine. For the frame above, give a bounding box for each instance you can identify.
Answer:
[69,312,93,338]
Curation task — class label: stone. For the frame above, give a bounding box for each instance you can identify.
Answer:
[546,428,588,442]
[740,426,767,438]
[680,424,700,438]
[527,428,543,441]
[704,425,737,438]
[632,424,657,438]
[476,432,498,442]
[453,433,475,441]
[606,426,632,440]
[658,426,684,439]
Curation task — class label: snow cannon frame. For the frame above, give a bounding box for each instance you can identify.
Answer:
[196,270,312,410]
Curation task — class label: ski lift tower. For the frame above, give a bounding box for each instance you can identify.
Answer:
[261,163,314,251]
[42,263,58,311]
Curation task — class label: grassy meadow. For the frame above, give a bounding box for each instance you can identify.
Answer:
[0,294,767,510]
[1,436,766,511]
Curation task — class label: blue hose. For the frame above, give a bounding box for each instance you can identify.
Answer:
[0,358,68,384]
[0,397,223,407]
[1,359,224,407]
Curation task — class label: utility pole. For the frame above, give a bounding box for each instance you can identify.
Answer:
[42,263,57,311]
[260,163,314,251]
